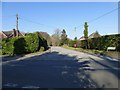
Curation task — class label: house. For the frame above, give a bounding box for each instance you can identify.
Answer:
[0,29,25,39]
[79,36,85,41]
[88,31,101,39]
[79,31,101,41]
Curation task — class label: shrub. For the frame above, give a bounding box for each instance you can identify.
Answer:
[13,37,26,55]
[37,32,48,51]
[39,46,45,52]
[80,34,120,51]
[2,38,17,56]
[2,32,49,56]
[25,33,40,53]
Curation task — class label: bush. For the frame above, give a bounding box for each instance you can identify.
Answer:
[14,37,26,55]
[39,46,45,52]
[25,33,40,53]
[2,38,17,56]
[68,40,81,48]
[37,32,48,51]
[80,34,120,51]
[2,32,49,56]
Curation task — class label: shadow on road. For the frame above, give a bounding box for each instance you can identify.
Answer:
[2,51,119,89]
[2,55,24,63]
[2,51,98,88]
[89,57,120,79]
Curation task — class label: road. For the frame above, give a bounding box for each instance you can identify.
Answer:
[2,46,120,88]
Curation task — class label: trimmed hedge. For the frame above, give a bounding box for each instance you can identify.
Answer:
[68,40,81,48]
[37,32,48,51]
[25,33,40,53]
[80,34,120,51]
[1,32,48,56]
[2,38,16,56]
[14,37,26,55]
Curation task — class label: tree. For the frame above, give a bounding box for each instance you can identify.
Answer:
[51,29,61,46]
[38,32,52,46]
[83,22,89,49]
[74,37,77,41]
[60,29,68,46]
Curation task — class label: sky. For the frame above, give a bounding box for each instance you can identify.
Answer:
[2,2,118,39]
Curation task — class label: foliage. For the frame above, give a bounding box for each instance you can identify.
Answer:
[2,38,16,55]
[39,46,45,52]
[60,29,68,46]
[2,32,49,56]
[37,32,48,51]
[25,33,40,53]
[84,22,88,39]
[80,34,120,51]
[68,38,81,48]
[14,37,26,55]
[38,32,52,46]
[83,22,89,49]
[51,29,61,46]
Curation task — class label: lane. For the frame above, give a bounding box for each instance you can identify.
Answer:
[2,46,119,88]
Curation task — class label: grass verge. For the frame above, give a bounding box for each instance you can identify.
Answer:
[62,45,105,55]
[62,45,120,59]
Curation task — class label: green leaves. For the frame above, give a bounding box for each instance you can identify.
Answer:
[25,33,40,53]
[2,32,48,56]
[80,34,120,51]
[84,22,88,39]
[60,29,68,46]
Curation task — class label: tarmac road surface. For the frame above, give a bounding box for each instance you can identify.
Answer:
[2,46,120,88]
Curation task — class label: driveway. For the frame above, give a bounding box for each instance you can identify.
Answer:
[2,46,120,88]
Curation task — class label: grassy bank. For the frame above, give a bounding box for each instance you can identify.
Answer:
[62,45,120,59]
[62,45,104,54]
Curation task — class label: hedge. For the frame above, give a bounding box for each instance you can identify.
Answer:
[2,38,16,56]
[80,34,120,51]
[14,37,26,55]
[25,33,40,53]
[68,40,81,48]
[37,32,48,51]
[1,32,48,56]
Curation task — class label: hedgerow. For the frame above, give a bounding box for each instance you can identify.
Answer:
[80,34,120,51]
[1,32,48,56]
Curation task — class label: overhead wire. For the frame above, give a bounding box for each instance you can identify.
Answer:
[19,16,57,29]
[75,7,120,29]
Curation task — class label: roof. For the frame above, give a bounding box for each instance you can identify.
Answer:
[2,31,13,37]
[89,31,101,38]
[79,36,85,41]
[1,29,25,38]
[79,31,101,41]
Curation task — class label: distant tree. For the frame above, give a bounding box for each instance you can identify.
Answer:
[83,22,89,49]
[51,29,61,46]
[74,37,77,41]
[38,31,52,46]
[60,29,68,46]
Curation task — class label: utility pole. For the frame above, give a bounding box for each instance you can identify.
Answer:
[16,14,19,36]
[74,27,76,38]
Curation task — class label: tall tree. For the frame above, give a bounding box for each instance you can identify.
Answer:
[83,22,89,49]
[74,37,77,41]
[51,29,61,46]
[60,29,68,46]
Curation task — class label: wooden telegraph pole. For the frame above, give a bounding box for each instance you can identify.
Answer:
[16,14,19,37]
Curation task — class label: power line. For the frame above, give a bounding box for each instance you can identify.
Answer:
[2,14,16,18]
[88,7,120,23]
[76,7,120,29]
[19,17,57,29]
